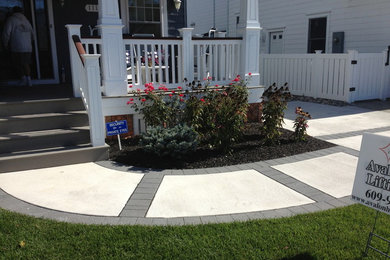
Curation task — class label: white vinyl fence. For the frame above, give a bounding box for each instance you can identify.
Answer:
[260,50,390,103]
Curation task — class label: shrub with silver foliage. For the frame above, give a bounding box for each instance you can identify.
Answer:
[140,124,198,158]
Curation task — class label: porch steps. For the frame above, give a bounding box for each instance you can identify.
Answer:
[0,98,108,173]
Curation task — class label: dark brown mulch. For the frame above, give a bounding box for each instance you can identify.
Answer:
[108,123,335,170]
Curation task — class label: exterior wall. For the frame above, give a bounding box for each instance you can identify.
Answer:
[259,0,390,54]
[187,0,390,53]
[186,0,236,36]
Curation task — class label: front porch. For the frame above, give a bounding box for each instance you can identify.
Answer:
[67,0,262,147]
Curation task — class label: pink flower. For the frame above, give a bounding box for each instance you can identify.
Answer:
[177,86,182,90]
[130,98,134,101]
[248,72,252,76]
[203,78,207,81]
[169,94,173,97]
[208,76,212,80]
[136,88,141,92]
[215,84,219,87]
[129,84,133,88]
[126,101,131,105]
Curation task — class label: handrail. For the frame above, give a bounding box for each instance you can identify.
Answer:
[192,37,243,40]
[72,35,86,65]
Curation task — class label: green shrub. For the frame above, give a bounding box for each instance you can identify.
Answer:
[186,76,249,154]
[293,106,311,142]
[140,124,198,159]
[261,83,291,144]
[128,83,185,128]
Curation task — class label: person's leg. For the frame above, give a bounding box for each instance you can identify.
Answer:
[21,53,32,86]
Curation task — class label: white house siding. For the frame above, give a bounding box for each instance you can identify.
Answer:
[186,0,239,37]
[259,0,390,54]
[187,0,390,53]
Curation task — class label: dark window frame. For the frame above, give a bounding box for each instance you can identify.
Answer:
[307,17,327,53]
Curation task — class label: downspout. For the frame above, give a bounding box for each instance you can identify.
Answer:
[227,0,229,36]
[213,0,215,28]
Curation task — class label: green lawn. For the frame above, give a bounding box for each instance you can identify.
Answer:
[1,204,390,259]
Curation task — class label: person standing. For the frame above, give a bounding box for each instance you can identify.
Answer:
[2,6,34,87]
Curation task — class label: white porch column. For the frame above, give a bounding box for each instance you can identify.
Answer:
[238,0,262,102]
[97,0,127,96]
[179,28,194,82]
[65,24,82,97]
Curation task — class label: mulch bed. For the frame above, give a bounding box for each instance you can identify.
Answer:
[108,123,335,169]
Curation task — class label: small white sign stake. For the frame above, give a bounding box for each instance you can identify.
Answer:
[117,134,122,151]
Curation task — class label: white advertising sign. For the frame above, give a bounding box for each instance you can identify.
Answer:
[352,133,390,214]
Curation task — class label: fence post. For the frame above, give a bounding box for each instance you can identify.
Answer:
[82,54,105,146]
[380,50,389,101]
[346,50,359,103]
[179,28,194,82]
[65,24,82,98]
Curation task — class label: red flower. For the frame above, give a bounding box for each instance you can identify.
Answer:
[180,98,184,102]
[126,101,131,105]
[141,98,146,102]
[208,76,212,80]
[215,84,219,87]
[171,90,175,94]
[248,72,252,76]
[130,98,134,101]
[169,94,173,97]
[129,84,133,88]
[200,98,205,102]
[233,77,240,82]
[177,86,182,90]
[179,94,184,97]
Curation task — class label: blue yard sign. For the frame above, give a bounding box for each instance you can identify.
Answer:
[106,120,129,136]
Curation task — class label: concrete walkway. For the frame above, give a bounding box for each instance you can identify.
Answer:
[0,100,389,226]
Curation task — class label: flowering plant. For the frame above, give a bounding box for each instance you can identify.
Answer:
[127,74,250,154]
[260,83,291,144]
[293,107,311,141]
[128,83,186,128]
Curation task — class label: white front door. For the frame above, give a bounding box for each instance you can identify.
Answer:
[269,31,284,54]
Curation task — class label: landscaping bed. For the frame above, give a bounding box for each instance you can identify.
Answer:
[108,123,335,169]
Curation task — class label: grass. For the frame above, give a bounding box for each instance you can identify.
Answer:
[1,204,390,259]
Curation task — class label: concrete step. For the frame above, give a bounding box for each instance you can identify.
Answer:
[0,144,109,173]
[0,98,85,117]
[0,127,90,154]
[0,111,88,134]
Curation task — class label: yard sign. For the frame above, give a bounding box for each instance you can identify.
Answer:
[106,120,128,150]
[352,133,390,215]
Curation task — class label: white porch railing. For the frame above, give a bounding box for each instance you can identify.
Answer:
[77,35,243,91]
[68,35,105,146]
[192,38,242,84]
[260,50,390,103]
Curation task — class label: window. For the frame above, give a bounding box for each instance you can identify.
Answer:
[128,0,161,37]
[307,17,327,53]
